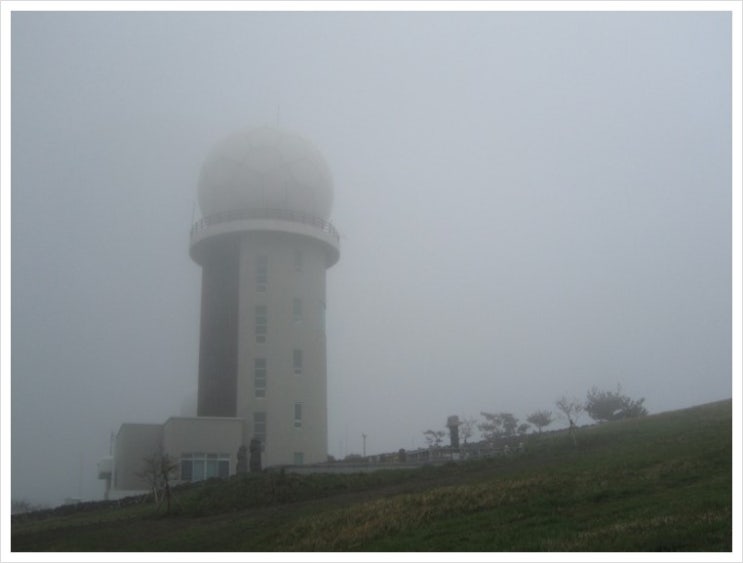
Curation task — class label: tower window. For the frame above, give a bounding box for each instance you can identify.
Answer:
[255,305,267,343]
[253,412,266,451]
[254,358,266,397]
[294,402,303,428]
[256,255,268,292]
[292,298,302,323]
[293,349,302,375]
[294,250,303,272]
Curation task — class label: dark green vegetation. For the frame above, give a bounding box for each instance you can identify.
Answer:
[12,400,731,552]
[584,385,648,422]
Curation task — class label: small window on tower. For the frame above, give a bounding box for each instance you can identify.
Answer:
[256,255,268,292]
[254,412,266,451]
[255,306,267,343]
[294,402,303,428]
[294,249,303,272]
[293,298,302,323]
[254,358,267,397]
[293,349,302,375]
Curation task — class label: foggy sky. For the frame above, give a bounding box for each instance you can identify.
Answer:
[7,7,734,507]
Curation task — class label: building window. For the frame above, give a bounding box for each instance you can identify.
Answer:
[255,305,267,343]
[180,453,230,482]
[294,249,303,272]
[254,358,266,397]
[181,458,192,481]
[293,349,302,375]
[293,452,304,466]
[254,412,266,451]
[293,298,302,323]
[294,402,303,428]
[256,255,268,292]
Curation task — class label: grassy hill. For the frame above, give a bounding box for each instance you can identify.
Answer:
[12,399,732,552]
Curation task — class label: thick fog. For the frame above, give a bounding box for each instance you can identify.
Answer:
[8,9,733,507]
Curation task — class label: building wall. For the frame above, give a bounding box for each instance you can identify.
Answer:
[197,238,240,417]
[236,231,329,466]
[162,416,243,479]
[112,423,163,492]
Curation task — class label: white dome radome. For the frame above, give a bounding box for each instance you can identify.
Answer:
[198,127,334,220]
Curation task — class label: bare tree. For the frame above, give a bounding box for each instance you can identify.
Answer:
[423,429,445,448]
[138,454,161,504]
[555,396,584,446]
[459,416,478,445]
[526,409,554,435]
[138,451,179,513]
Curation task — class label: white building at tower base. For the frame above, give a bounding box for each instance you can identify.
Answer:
[98,417,244,500]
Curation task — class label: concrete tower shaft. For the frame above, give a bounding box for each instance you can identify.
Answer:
[190,127,339,467]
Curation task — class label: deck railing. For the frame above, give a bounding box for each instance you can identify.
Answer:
[190,208,340,242]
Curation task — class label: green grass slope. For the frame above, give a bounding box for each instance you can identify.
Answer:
[12,399,732,552]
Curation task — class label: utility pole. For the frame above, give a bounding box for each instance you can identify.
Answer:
[78,452,84,500]
[362,433,367,458]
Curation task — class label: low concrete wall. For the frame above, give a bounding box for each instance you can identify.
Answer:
[279,459,452,476]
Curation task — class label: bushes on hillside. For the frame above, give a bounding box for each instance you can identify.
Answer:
[585,386,647,422]
[427,385,647,451]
